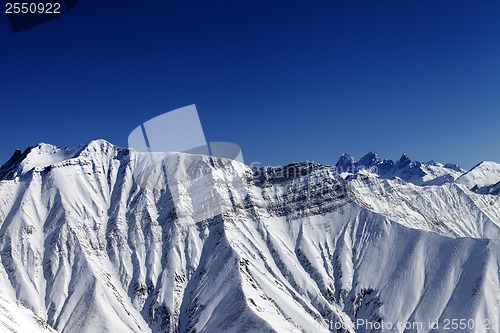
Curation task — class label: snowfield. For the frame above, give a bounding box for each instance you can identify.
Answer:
[0,140,499,332]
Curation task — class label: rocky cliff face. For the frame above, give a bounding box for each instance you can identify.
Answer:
[1,140,499,332]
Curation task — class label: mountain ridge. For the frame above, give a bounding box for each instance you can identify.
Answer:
[0,140,499,332]
[2,140,498,185]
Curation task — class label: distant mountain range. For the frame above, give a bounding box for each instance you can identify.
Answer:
[335,151,500,190]
[0,140,499,332]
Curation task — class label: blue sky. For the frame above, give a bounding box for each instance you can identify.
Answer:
[1,0,499,169]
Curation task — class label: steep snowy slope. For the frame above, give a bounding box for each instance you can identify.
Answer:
[345,173,500,239]
[0,292,56,333]
[456,161,500,190]
[0,140,499,333]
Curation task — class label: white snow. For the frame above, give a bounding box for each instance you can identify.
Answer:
[0,293,56,333]
[456,161,500,189]
[0,140,499,333]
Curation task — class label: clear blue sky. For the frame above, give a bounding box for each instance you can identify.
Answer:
[1,0,499,169]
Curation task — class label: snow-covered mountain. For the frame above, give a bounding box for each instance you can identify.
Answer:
[336,152,469,186]
[456,161,500,190]
[0,140,499,333]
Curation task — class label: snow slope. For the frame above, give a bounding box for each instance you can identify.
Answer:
[0,292,56,333]
[456,161,500,190]
[346,173,500,239]
[0,140,499,333]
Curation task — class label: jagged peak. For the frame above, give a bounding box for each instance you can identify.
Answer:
[335,153,356,172]
[362,151,380,159]
[357,151,381,167]
[334,152,472,186]
[6,148,24,162]
[395,154,412,168]
[338,153,355,162]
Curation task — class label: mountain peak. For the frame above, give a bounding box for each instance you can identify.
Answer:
[357,151,381,167]
[75,139,119,158]
[0,140,118,179]
[396,154,412,167]
[338,153,355,161]
[335,153,355,172]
